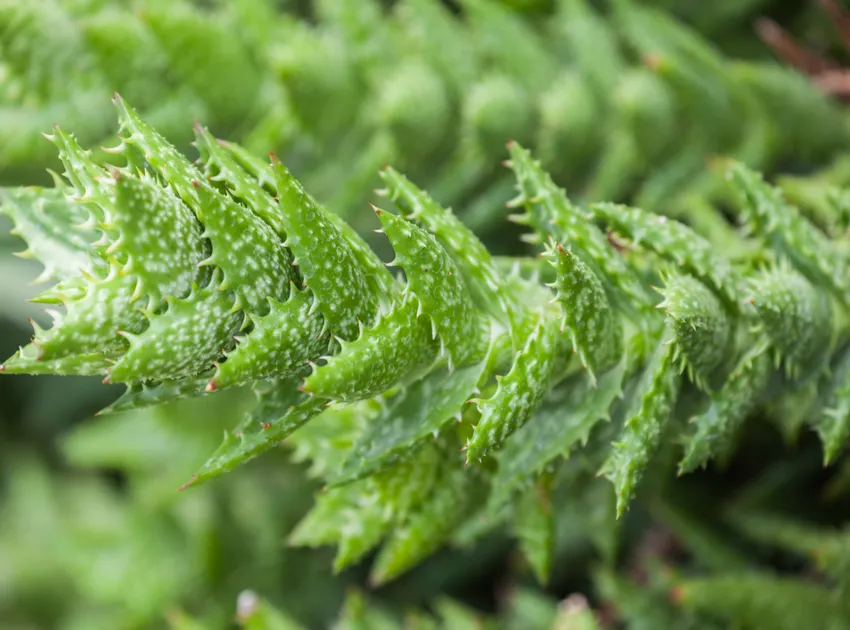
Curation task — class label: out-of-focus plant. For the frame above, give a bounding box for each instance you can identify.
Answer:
[1,0,846,237]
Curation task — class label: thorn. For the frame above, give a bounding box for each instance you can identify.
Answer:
[261,423,271,430]
[177,475,198,492]
[102,376,111,385]
[205,381,217,393]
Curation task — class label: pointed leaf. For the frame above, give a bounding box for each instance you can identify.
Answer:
[303,295,437,403]
[466,315,559,462]
[369,465,486,585]
[376,208,488,369]
[107,273,242,382]
[658,273,734,389]
[546,241,623,380]
[109,170,208,303]
[679,347,772,474]
[0,185,95,282]
[729,161,850,303]
[273,156,379,340]
[750,264,834,378]
[491,360,628,509]
[97,374,215,415]
[506,141,652,317]
[601,339,680,516]
[335,361,487,484]
[184,378,323,488]
[210,285,330,390]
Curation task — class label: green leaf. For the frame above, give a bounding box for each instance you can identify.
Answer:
[96,374,215,415]
[679,346,772,474]
[27,269,145,361]
[749,264,834,378]
[273,156,379,340]
[334,360,487,485]
[601,338,680,516]
[192,179,292,312]
[369,465,486,585]
[815,347,850,465]
[512,481,553,585]
[376,207,488,370]
[506,141,652,318]
[0,185,95,283]
[377,165,519,328]
[729,160,850,304]
[466,315,560,462]
[657,273,734,389]
[183,378,323,489]
[589,201,743,311]
[290,444,442,573]
[1,345,110,376]
[193,123,287,236]
[490,359,628,509]
[286,401,371,480]
[545,240,623,381]
[210,284,330,391]
[108,170,209,304]
[107,272,242,383]
[302,294,437,403]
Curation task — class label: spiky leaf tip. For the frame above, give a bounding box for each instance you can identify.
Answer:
[377,165,518,326]
[506,141,652,317]
[46,125,110,209]
[0,185,95,283]
[369,464,486,586]
[106,271,242,383]
[26,267,145,362]
[108,169,209,304]
[209,284,330,391]
[290,444,443,573]
[375,207,488,370]
[545,240,622,381]
[112,93,204,207]
[272,155,378,340]
[466,314,560,462]
[302,294,437,403]
[96,374,215,416]
[490,359,628,510]
[656,273,734,390]
[749,264,834,379]
[191,179,292,313]
[601,338,680,517]
[193,123,287,236]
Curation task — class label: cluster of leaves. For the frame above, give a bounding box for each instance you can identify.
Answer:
[5,96,850,630]
[2,0,847,235]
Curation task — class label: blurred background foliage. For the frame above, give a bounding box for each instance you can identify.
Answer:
[4,0,850,628]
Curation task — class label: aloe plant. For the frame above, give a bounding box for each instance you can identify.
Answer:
[4,96,850,610]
